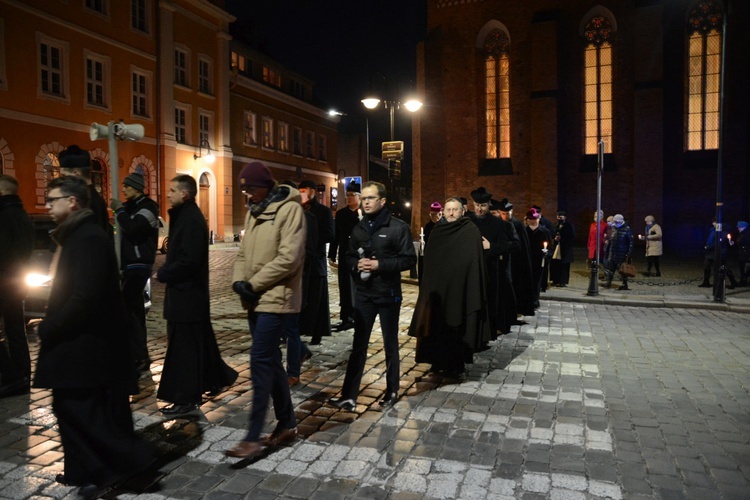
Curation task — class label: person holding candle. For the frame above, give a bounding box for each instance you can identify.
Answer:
[525,208,552,308]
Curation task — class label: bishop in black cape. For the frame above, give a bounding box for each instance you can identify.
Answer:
[408,217,492,375]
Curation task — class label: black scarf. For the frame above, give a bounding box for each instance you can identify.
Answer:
[364,207,390,236]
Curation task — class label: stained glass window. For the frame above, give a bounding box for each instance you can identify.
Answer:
[583,16,613,154]
[484,29,510,159]
[686,1,723,151]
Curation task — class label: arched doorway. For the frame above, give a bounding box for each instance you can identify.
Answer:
[199,172,210,227]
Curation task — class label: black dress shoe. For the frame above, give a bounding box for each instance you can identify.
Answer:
[78,482,112,500]
[379,392,398,407]
[55,473,84,486]
[0,377,30,398]
[333,321,355,332]
[698,283,712,288]
[328,397,356,411]
[160,403,199,415]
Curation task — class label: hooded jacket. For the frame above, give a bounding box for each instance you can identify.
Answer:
[232,185,306,313]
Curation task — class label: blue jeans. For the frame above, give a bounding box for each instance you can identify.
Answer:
[246,312,296,441]
[283,313,311,378]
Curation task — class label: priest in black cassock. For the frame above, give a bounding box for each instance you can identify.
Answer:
[497,198,536,318]
[409,198,491,378]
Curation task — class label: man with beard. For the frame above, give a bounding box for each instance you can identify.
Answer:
[298,180,334,344]
[497,198,535,319]
[409,198,491,379]
[469,188,513,336]
[525,208,552,308]
[328,182,416,411]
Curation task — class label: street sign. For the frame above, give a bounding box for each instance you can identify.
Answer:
[382,150,404,160]
[382,141,404,160]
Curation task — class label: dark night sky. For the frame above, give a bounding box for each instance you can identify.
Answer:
[223,0,428,138]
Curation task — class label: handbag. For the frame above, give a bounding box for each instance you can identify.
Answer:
[552,244,562,260]
[619,256,636,278]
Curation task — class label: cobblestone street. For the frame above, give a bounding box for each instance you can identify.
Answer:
[0,245,749,499]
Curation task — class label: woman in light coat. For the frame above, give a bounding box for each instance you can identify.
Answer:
[639,215,662,276]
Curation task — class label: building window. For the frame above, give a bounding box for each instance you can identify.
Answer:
[278,122,289,152]
[131,0,149,34]
[131,68,150,118]
[39,37,66,98]
[85,0,108,16]
[318,135,327,162]
[175,106,188,144]
[262,117,274,149]
[199,112,211,146]
[262,66,281,87]
[198,57,212,94]
[291,80,306,100]
[293,127,302,156]
[686,1,723,151]
[174,47,189,87]
[231,52,252,77]
[306,131,315,159]
[85,53,109,108]
[583,16,614,154]
[243,111,257,146]
[484,29,511,159]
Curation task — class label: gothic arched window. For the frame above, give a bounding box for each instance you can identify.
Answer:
[484,29,510,159]
[686,1,723,151]
[583,15,614,154]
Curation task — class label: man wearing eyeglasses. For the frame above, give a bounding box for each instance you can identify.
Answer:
[34,175,153,497]
[328,181,416,411]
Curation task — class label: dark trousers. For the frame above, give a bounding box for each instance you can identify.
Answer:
[158,320,238,404]
[121,268,151,366]
[337,265,354,322]
[646,256,661,274]
[282,313,311,378]
[53,387,151,487]
[301,274,331,342]
[0,297,31,383]
[246,312,296,441]
[340,296,401,401]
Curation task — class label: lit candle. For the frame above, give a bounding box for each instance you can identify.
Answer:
[543,241,548,249]
[727,233,732,240]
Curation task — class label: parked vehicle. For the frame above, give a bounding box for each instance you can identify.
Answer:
[24,214,151,319]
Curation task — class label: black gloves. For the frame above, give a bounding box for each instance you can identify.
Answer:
[233,281,259,303]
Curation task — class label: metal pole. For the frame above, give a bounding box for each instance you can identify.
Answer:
[713,3,729,303]
[365,116,370,182]
[107,120,122,268]
[389,103,395,141]
[588,140,604,296]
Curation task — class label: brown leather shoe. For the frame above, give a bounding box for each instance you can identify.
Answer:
[262,427,298,447]
[288,376,300,387]
[225,440,264,459]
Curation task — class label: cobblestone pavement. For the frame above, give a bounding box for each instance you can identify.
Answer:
[1,244,749,499]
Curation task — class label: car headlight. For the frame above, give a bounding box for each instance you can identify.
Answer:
[25,273,51,287]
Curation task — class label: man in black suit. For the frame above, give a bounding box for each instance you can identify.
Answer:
[58,145,112,239]
[34,176,151,497]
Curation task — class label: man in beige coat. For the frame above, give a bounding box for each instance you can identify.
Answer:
[225,162,306,460]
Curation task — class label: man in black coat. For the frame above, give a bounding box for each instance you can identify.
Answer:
[298,180,335,344]
[111,172,159,374]
[327,181,361,332]
[328,182,416,411]
[156,175,238,415]
[525,208,552,308]
[532,205,556,291]
[0,175,34,397]
[58,145,112,239]
[550,210,576,287]
[498,198,536,318]
[409,198,491,378]
[34,176,152,496]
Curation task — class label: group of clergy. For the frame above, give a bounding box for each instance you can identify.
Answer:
[409,187,555,379]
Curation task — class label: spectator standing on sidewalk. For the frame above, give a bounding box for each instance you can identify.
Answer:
[298,180,334,345]
[639,215,663,277]
[0,175,33,398]
[328,181,416,411]
[731,221,749,286]
[34,176,153,497]
[226,162,305,459]
[328,181,361,332]
[604,214,634,290]
[110,172,159,375]
[156,175,238,416]
[587,210,607,267]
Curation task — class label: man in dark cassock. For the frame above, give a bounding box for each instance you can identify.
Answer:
[497,198,535,318]
[409,198,491,379]
[469,188,513,336]
[328,181,361,332]
[417,201,442,283]
[58,145,113,239]
[490,198,519,334]
[525,208,552,308]
[532,205,556,291]
[550,210,576,287]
